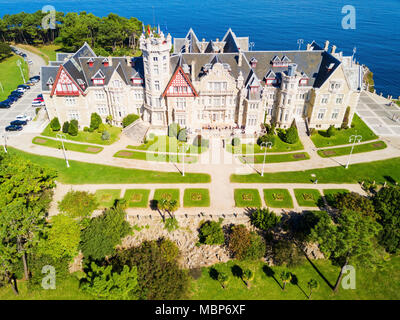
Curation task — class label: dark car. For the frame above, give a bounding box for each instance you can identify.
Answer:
[37,93,43,98]
[0,103,11,109]
[9,93,21,100]
[1,99,13,106]
[11,90,23,95]
[5,125,23,131]
[18,84,30,90]
[10,120,27,126]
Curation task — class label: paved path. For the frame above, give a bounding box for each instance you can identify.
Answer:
[13,45,46,76]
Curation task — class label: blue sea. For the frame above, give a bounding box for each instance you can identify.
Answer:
[1,0,399,97]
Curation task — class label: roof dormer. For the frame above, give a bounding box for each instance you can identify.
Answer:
[92,69,105,85]
[87,57,94,67]
[250,57,258,68]
[264,70,277,86]
[102,57,109,67]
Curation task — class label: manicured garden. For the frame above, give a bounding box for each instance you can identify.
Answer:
[239,152,310,164]
[311,114,378,148]
[114,150,198,163]
[42,123,122,145]
[152,189,180,207]
[32,136,104,154]
[123,189,151,208]
[7,147,211,184]
[293,189,322,207]
[183,189,210,207]
[0,54,29,101]
[230,157,400,184]
[95,189,121,208]
[317,141,387,158]
[234,189,262,208]
[263,189,294,208]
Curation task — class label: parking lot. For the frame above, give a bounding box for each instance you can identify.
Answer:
[356,92,400,136]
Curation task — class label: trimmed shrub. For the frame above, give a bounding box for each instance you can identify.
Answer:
[50,117,61,131]
[198,219,225,245]
[90,112,102,130]
[257,134,276,146]
[83,126,89,132]
[68,120,78,136]
[231,137,241,146]
[327,125,336,137]
[177,128,187,142]
[282,127,298,144]
[251,208,281,231]
[62,121,70,134]
[58,190,99,219]
[101,130,110,141]
[168,123,180,138]
[97,123,106,133]
[122,114,139,128]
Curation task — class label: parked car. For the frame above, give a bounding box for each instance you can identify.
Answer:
[17,87,26,93]
[32,101,45,107]
[28,60,33,65]
[37,93,43,98]
[2,98,14,106]
[11,90,23,96]
[30,76,40,82]
[18,84,30,89]
[5,125,23,132]
[25,81,34,86]
[16,114,32,122]
[34,97,44,102]
[10,120,27,126]
[0,102,11,109]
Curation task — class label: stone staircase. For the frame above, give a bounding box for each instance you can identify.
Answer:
[122,119,150,145]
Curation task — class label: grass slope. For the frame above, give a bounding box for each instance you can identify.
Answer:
[0,54,29,101]
[32,136,104,154]
[317,141,387,158]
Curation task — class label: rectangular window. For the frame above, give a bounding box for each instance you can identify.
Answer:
[65,97,76,106]
[317,108,326,120]
[95,90,105,100]
[321,94,329,105]
[331,108,340,119]
[155,81,160,91]
[336,94,344,104]
[97,105,107,115]
[68,110,79,121]
[154,65,159,75]
[176,98,186,109]
[247,115,257,126]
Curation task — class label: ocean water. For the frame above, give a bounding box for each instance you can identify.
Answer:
[0,0,399,96]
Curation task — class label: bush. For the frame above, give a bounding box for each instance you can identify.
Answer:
[83,126,89,132]
[62,121,70,134]
[97,123,106,133]
[68,120,78,136]
[50,117,61,131]
[257,134,276,147]
[168,123,180,138]
[251,208,281,231]
[231,137,241,146]
[101,130,110,141]
[326,125,336,137]
[164,218,179,233]
[90,112,102,130]
[334,192,378,219]
[272,240,305,267]
[198,219,225,245]
[88,127,94,133]
[193,135,209,148]
[58,191,99,219]
[122,114,139,128]
[228,225,266,260]
[177,128,187,142]
[282,127,298,144]
[80,205,131,260]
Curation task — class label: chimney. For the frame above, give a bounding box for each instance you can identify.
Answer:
[288,64,297,77]
[126,56,132,67]
[191,60,195,82]
[324,40,330,51]
[331,45,337,54]
[306,43,312,51]
[108,56,113,67]
[238,53,242,67]
[185,39,189,53]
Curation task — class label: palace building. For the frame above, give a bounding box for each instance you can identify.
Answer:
[41,28,363,134]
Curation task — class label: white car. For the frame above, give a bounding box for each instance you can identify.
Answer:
[16,114,32,122]
[17,87,26,92]
[32,101,45,107]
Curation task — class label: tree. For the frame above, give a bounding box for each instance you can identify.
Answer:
[307,279,319,299]
[231,137,241,146]
[282,127,298,144]
[242,268,254,289]
[217,271,229,289]
[334,192,378,219]
[0,152,56,290]
[68,119,78,136]
[90,112,102,130]
[50,117,61,131]
[257,133,276,146]
[62,121,69,134]
[81,262,139,300]
[228,225,266,260]
[58,191,98,220]
[327,125,336,137]
[272,240,305,267]
[80,205,131,261]
[114,239,190,300]
[251,208,281,231]
[374,186,400,253]
[198,219,225,245]
[36,214,81,261]
[280,270,292,290]
[341,106,351,129]
[177,128,187,142]
[310,210,382,292]
[122,114,139,128]
[168,123,180,138]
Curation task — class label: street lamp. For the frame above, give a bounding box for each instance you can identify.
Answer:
[179,143,189,176]
[297,39,304,50]
[1,132,7,153]
[345,134,362,169]
[56,133,70,168]
[16,59,26,83]
[260,141,273,177]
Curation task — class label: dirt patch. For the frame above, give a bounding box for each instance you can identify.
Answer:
[117,151,134,157]
[86,147,102,153]
[190,193,202,201]
[100,194,113,202]
[34,138,47,144]
[372,142,384,148]
[302,193,314,201]
[131,193,143,202]
[272,193,284,201]
[293,153,306,159]
[322,150,336,156]
[242,193,253,201]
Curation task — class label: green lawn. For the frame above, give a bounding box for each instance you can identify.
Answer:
[234,189,262,208]
[95,189,121,208]
[311,114,378,148]
[230,157,400,185]
[317,141,387,158]
[5,148,211,184]
[152,189,180,207]
[239,152,310,164]
[183,188,210,207]
[263,189,294,208]
[114,150,197,164]
[294,189,322,207]
[323,189,350,206]
[227,137,304,154]
[32,136,104,154]
[128,135,207,154]
[41,124,122,146]
[0,54,29,101]
[123,189,150,208]
[191,257,400,300]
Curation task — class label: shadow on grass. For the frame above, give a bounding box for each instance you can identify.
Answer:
[263,265,283,290]
[304,254,334,290]
[209,267,219,281]
[290,273,308,299]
